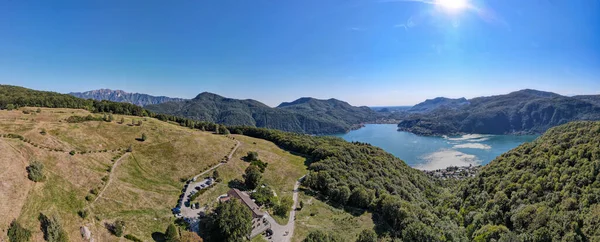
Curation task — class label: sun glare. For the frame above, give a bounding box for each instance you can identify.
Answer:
[436,0,468,10]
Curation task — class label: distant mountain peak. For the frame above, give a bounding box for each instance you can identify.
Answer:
[509,89,561,98]
[277,97,350,108]
[69,89,185,107]
[194,92,224,100]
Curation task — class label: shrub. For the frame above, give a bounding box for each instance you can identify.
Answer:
[7,220,31,242]
[124,234,143,242]
[126,145,133,152]
[26,161,45,182]
[69,150,76,155]
[85,194,95,201]
[108,220,125,237]
[78,209,89,219]
[141,133,147,141]
[38,213,68,242]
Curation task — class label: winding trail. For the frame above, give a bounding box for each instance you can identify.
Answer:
[92,152,129,204]
[193,139,240,180]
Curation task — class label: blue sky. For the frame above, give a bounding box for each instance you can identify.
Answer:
[1,0,599,106]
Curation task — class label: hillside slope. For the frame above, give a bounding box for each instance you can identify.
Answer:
[277,97,378,127]
[0,108,305,241]
[69,89,185,107]
[408,97,470,113]
[398,89,600,135]
[458,121,600,241]
[146,92,371,134]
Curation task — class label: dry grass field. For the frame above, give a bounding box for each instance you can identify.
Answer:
[0,108,238,241]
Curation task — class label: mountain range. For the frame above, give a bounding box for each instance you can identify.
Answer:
[144,92,378,134]
[69,89,185,107]
[69,88,600,136]
[398,89,600,135]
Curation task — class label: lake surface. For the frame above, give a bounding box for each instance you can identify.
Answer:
[334,124,538,170]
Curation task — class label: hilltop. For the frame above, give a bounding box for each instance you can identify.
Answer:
[69,89,185,107]
[146,92,377,134]
[398,89,600,135]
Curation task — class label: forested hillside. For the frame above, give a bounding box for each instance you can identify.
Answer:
[398,89,600,135]
[69,89,185,107]
[146,92,375,134]
[458,121,600,241]
[234,126,467,241]
[277,97,378,125]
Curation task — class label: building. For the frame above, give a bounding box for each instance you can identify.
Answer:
[221,189,271,238]
[227,188,265,218]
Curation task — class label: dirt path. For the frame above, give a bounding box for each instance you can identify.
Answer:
[92,152,130,204]
[192,139,240,180]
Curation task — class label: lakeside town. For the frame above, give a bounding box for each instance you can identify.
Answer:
[423,164,482,180]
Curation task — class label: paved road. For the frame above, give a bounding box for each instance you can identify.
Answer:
[264,175,305,242]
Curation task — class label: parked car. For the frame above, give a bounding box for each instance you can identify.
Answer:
[195,186,201,190]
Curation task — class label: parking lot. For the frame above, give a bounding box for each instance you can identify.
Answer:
[173,177,214,219]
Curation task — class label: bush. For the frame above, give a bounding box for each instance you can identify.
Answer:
[69,150,76,155]
[246,151,259,161]
[274,196,293,217]
[141,133,147,141]
[108,220,125,237]
[7,220,31,242]
[26,161,45,182]
[38,213,68,242]
[78,209,89,219]
[40,129,47,135]
[85,194,95,201]
[124,234,143,242]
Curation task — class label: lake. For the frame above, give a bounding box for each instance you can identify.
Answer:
[334,124,538,170]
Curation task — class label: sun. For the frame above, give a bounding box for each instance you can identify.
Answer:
[436,0,468,10]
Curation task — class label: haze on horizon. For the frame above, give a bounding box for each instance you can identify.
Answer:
[1,0,599,107]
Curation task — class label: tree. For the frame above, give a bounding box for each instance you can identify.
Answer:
[137,120,142,126]
[212,169,221,182]
[215,124,221,134]
[126,145,133,152]
[141,133,147,142]
[251,186,275,206]
[38,213,68,242]
[26,161,45,182]
[165,224,180,242]
[356,229,377,242]
[205,199,252,242]
[246,151,259,162]
[243,165,262,189]
[6,104,15,110]
[36,108,41,113]
[108,113,114,122]
[350,187,372,208]
[219,125,230,135]
[120,117,125,124]
[109,220,125,237]
[7,220,31,242]
[274,196,293,217]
